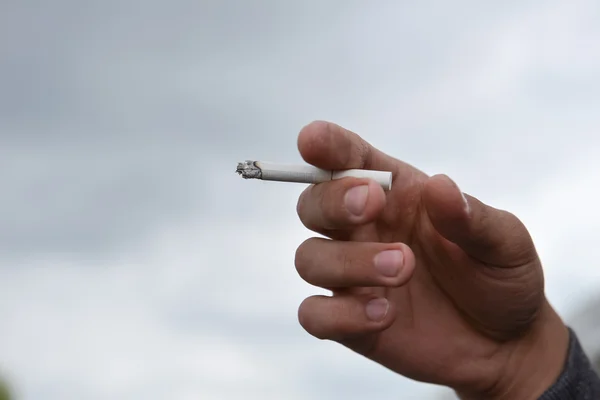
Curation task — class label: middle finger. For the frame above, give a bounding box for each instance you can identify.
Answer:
[295,237,416,289]
[296,177,386,233]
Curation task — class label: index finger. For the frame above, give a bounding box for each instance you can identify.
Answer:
[297,121,424,181]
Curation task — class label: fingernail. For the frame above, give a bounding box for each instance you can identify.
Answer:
[366,298,389,322]
[344,185,369,216]
[374,250,403,277]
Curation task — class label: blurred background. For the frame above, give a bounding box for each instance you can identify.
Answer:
[1,1,599,399]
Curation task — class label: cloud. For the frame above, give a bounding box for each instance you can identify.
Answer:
[1,0,600,399]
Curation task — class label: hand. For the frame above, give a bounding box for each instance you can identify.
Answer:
[294,121,569,399]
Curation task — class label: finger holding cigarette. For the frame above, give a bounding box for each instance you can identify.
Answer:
[236,160,393,190]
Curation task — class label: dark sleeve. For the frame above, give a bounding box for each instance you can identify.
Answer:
[539,328,600,399]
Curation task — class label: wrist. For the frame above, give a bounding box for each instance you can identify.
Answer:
[457,300,569,400]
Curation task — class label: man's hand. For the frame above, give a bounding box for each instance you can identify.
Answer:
[294,121,569,399]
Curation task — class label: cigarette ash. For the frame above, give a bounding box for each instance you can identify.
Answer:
[236,160,262,179]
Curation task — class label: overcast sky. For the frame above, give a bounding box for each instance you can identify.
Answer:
[1,1,599,399]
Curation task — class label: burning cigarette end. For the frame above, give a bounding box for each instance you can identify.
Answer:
[236,160,392,190]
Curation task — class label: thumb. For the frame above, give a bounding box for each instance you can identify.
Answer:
[422,174,537,267]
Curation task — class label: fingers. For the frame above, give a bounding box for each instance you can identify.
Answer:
[298,121,420,176]
[422,174,538,267]
[298,294,396,340]
[297,177,387,231]
[295,238,415,288]
[295,238,415,341]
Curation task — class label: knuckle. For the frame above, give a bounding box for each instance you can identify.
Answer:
[319,182,350,228]
[339,250,354,282]
[338,246,380,286]
[357,138,372,169]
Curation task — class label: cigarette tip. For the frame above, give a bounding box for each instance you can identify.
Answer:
[236,160,262,179]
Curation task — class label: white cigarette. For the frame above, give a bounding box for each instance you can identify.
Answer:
[236,160,392,190]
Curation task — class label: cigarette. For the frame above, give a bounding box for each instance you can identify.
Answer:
[236,160,392,190]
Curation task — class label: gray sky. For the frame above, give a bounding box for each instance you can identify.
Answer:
[1,1,600,399]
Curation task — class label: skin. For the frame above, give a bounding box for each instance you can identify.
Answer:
[294,121,569,399]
